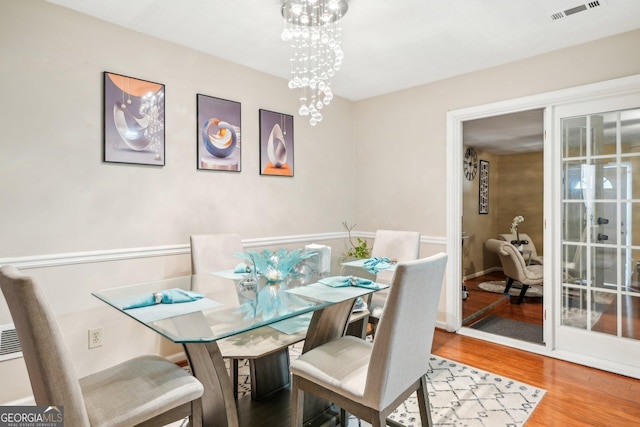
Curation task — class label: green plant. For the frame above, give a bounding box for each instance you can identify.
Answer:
[342,221,371,259]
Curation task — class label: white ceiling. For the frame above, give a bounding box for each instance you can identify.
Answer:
[44,0,640,154]
[463,109,545,155]
[46,0,640,102]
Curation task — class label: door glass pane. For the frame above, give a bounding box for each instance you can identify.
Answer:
[592,246,617,290]
[592,202,617,245]
[563,116,587,158]
[593,160,617,200]
[626,156,640,200]
[562,286,588,329]
[621,294,640,339]
[591,113,616,156]
[562,202,585,242]
[620,108,640,154]
[621,247,633,290]
[590,291,617,335]
[563,161,586,200]
[563,243,586,284]
[623,202,635,246]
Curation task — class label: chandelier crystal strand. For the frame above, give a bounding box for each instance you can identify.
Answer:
[281,0,347,126]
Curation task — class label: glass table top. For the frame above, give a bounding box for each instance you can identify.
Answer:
[93,272,386,344]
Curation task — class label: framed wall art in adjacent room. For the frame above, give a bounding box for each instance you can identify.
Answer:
[259,109,294,177]
[479,160,490,214]
[103,72,165,166]
[197,94,241,171]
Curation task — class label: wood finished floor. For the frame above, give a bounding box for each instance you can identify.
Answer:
[462,270,543,327]
[236,328,640,427]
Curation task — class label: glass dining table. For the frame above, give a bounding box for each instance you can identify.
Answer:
[93,271,387,427]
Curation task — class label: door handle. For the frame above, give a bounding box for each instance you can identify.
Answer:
[597,217,609,225]
[597,233,609,241]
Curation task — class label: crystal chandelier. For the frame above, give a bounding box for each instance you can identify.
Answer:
[281,0,348,126]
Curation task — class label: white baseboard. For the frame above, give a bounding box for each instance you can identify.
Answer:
[463,266,502,281]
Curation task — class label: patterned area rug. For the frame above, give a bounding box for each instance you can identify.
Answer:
[231,343,546,427]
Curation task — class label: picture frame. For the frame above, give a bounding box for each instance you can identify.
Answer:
[259,109,294,176]
[103,72,165,166]
[197,94,242,171]
[479,160,490,214]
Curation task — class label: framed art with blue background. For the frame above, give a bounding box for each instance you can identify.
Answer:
[197,94,241,171]
[259,109,294,176]
[103,72,165,166]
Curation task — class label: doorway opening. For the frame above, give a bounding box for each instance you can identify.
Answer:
[460,109,545,344]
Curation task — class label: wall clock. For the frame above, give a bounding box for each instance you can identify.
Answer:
[463,147,478,180]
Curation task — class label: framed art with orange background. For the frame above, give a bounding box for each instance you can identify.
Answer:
[259,109,294,176]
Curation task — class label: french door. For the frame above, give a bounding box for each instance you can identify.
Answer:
[557,98,640,370]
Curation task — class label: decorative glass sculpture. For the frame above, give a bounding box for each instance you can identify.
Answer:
[236,248,315,285]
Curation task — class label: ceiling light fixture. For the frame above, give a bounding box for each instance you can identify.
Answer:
[281,0,348,126]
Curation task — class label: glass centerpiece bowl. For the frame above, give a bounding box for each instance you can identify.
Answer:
[236,248,316,285]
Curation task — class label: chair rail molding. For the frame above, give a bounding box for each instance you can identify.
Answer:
[0,232,446,270]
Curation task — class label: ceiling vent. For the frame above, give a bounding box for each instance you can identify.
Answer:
[0,324,22,361]
[551,0,605,21]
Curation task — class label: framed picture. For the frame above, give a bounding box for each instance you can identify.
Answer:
[479,160,490,214]
[103,72,165,166]
[259,109,294,176]
[197,94,241,171]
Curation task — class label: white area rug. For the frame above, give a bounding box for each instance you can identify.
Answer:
[478,280,543,298]
[232,343,546,427]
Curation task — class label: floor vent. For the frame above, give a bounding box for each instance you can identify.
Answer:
[550,0,605,21]
[0,324,22,361]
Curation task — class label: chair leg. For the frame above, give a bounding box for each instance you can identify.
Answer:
[371,411,386,427]
[416,376,433,427]
[190,397,203,427]
[503,277,514,294]
[516,284,530,304]
[290,375,304,427]
[232,359,239,399]
[340,408,347,426]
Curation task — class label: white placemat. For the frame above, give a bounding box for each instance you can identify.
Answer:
[269,312,312,335]
[211,270,248,280]
[124,298,222,323]
[286,282,380,303]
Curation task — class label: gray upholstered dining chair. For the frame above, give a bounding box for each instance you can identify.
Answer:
[486,239,543,304]
[290,253,447,427]
[0,265,203,427]
[498,233,543,265]
[190,233,307,399]
[367,229,421,333]
[190,233,243,275]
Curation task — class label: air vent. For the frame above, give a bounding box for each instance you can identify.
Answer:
[0,324,22,361]
[550,0,605,21]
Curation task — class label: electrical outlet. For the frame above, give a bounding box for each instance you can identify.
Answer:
[88,327,103,349]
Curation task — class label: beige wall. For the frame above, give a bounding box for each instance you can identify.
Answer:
[496,151,544,259]
[461,150,544,276]
[461,149,501,276]
[2,0,640,403]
